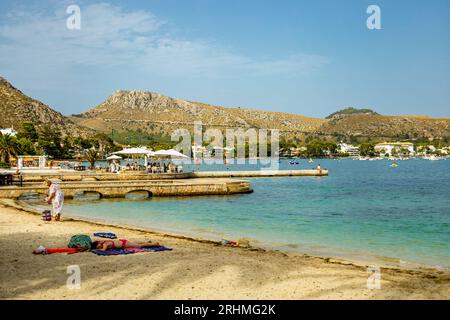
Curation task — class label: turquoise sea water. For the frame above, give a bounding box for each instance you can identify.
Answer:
[48,159,450,268]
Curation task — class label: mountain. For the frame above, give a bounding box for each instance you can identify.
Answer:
[73,90,450,142]
[326,107,379,120]
[317,114,450,141]
[0,76,92,138]
[71,90,326,137]
[2,75,448,143]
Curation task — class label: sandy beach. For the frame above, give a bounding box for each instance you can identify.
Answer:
[0,200,449,300]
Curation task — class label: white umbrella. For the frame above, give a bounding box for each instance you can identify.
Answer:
[152,149,190,159]
[113,147,154,155]
[113,147,155,167]
[106,155,122,160]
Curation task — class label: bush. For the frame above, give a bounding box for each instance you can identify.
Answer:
[0,162,10,168]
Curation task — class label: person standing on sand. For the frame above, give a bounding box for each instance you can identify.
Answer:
[45,179,64,221]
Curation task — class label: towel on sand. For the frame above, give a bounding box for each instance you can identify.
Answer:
[33,247,82,254]
[93,232,117,239]
[92,246,172,256]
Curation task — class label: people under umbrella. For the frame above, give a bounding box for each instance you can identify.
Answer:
[146,162,182,174]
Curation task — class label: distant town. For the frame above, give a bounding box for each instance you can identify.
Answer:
[1,123,449,171]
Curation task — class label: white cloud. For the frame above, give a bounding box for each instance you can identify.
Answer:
[0,2,328,79]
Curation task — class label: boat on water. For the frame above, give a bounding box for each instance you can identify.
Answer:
[308,158,314,163]
[390,162,398,168]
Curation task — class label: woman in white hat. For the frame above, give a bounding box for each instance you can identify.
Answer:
[45,179,64,221]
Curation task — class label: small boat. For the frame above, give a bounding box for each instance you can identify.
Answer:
[289,161,300,165]
[390,162,398,168]
[308,158,314,163]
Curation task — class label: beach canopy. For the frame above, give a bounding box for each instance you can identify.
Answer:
[112,147,154,156]
[151,149,190,159]
[106,155,122,160]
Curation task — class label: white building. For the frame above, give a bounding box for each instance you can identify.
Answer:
[192,144,206,159]
[374,142,415,156]
[0,128,17,136]
[338,143,360,157]
[289,146,307,157]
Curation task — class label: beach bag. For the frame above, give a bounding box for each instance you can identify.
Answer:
[41,210,52,221]
[68,234,92,251]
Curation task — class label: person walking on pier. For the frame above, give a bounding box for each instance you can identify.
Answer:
[45,179,64,221]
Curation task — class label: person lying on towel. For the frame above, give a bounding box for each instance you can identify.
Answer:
[92,239,160,251]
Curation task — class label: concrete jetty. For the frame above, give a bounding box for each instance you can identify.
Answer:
[0,169,326,199]
[0,178,252,199]
[13,169,327,183]
[191,169,328,178]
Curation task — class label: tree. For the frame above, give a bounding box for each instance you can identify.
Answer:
[0,133,21,164]
[305,140,337,158]
[399,148,410,157]
[16,137,36,155]
[38,126,63,158]
[84,149,100,169]
[306,140,323,157]
[92,133,117,158]
[359,142,376,157]
[17,122,39,142]
[73,137,93,151]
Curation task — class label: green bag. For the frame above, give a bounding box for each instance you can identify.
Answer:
[68,234,92,251]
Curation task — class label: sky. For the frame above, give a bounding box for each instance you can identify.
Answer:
[0,0,449,118]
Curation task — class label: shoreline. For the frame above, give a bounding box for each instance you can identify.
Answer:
[8,199,450,273]
[1,198,449,299]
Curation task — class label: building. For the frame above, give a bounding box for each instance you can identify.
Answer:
[0,128,17,136]
[338,143,360,157]
[374,142,415,157]
[192,144,206,159]
[289,146,307,157]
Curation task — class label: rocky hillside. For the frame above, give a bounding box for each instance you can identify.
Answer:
[71,90,326,137]
[317,114,450,140]
[0,76,92,138]
[326,107,379,120]
[3,75,448,143]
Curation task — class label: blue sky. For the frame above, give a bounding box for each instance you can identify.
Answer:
[0,0,449,118]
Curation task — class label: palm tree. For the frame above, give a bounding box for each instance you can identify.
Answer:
[0,133,21,165]
[84,148,100,169]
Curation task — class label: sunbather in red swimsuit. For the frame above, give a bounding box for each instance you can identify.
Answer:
[96,239,158,251]
[96,239,128,250]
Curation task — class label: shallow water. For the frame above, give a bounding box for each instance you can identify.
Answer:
[31,158,450,268]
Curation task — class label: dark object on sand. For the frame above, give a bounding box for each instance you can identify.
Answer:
[94,232,117,239]
[68,234,92,251]
[41,210,52,221]
[92,246,172,255]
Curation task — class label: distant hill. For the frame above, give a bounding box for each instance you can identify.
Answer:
[0,76,92,137]
[1,74,448,143]
[326,107,379,119]
[73,92,449,142]
[71,90,326,137]
[317,114,450,141]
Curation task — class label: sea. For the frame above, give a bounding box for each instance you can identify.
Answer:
[24,158,450,269]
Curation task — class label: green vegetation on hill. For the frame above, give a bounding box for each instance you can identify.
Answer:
[326,107,379,119]
[109,129,176,150]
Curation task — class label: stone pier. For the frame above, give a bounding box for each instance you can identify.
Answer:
[0,178,252,199]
